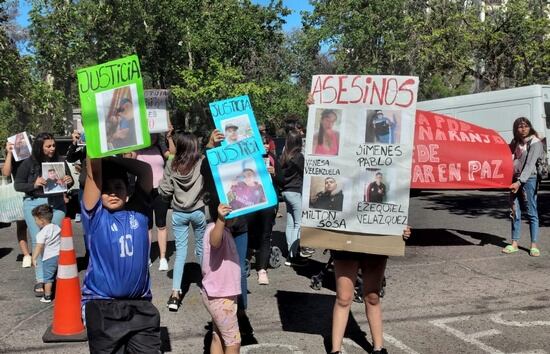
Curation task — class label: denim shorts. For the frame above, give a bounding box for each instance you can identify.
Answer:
[42,256,58,283]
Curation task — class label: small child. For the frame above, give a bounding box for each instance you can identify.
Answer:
[31,204,61,303]
[201,203,242,354]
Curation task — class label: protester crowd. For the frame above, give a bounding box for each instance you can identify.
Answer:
[0,114,541,353]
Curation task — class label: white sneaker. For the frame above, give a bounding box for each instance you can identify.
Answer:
[22,255,32,268]
[257,270,269,285]
[158,258,169,271]
[75,213,81,223]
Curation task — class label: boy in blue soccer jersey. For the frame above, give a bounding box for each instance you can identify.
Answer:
[81,156,160,353]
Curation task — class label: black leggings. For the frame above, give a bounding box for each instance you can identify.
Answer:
[248,207,276,271]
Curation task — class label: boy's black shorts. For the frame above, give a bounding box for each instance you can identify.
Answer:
[85,299,161,354]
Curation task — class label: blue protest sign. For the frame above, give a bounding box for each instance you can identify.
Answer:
[206,138,277,219]
[209,95,265,154]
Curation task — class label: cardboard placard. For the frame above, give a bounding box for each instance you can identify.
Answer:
[300,75,418,256]
[209,95,265,154]
[301,227,405,256]
[206,138,277,219]
[76,55,150,157]
[145,89,169,133]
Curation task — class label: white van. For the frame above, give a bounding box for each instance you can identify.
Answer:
[417,84,550,152]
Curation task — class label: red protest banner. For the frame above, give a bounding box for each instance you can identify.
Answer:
[411,110,513,189]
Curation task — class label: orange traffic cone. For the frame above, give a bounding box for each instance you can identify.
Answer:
[42,217,87,342]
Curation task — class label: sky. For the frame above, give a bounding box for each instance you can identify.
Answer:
[16,0,313,32]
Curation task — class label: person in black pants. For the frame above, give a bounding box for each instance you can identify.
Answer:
[247,134,280,285]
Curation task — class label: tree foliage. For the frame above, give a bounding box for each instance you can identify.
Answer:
[2,0,550,143]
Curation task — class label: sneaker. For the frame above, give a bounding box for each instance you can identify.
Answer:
[75,213,81,223]
[300,247,315,258]
[167,295,180,312]
[372,348,388,354]
[40,294,52,303]
[22,255,32,268]
[257,270,269,285]
[158,258,169,271]
[284,256,309,267]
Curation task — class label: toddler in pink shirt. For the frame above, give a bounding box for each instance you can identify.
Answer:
[202,203,241,353]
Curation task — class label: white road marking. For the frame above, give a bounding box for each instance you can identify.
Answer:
[490,311,550,327]
[431,316,547,354]
[241,343,303,353]
[383,334,422,354]
[343,334,420,354]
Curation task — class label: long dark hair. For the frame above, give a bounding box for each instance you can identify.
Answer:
[512,117,538,143]
[31,132,57,163]
[171,132,200,175]
[280,129,302,165]
[317,109,336,146]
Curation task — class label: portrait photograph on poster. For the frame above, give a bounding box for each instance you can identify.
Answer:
[7,132,32,161]
[42,162,67,194]
[73,119,86,145]
[311,108,342,157]
[221,158,267,212]
[96,84,143,153]
[363,169,388,203]
[308,176,346,212]
[365,109,402,144]
[221,114,253,145]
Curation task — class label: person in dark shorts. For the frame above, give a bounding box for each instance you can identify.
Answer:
[329,228,411,354]
[80,155,160,353]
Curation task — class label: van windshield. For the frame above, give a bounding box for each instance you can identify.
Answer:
[545,102,550,129]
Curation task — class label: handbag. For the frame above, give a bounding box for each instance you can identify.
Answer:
[0,175,25,223]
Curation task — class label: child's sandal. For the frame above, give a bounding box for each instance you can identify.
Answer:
[34,283,44,297]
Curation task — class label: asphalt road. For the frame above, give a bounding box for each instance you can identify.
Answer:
[0,187,549,353]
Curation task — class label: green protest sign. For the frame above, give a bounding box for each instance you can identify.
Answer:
[77,55,150,157]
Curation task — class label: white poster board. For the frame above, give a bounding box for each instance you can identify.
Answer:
[302,75,418,237]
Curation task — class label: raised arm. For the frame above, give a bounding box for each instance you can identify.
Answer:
[83,157,102,210]
[210,204,232,248]
[2,142,14,177]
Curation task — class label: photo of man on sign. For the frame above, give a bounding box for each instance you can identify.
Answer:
[365,109,401,144]
[97,84,142,152]
[309,176,344,211]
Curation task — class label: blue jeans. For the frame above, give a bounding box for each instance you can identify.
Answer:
[511,176,539,243]
[23,197,66,283]
[233,232,248,310]
[172,209,206,292]
[282,191,302,258]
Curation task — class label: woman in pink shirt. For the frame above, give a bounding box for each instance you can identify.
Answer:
[202,203,241,354]
[313,109,340,156]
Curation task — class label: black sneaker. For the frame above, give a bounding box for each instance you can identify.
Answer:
[300,247,315,257]
[372,348,388,354]
[167,295,180,312]
[284,256,309,267]
[40,294,52,303]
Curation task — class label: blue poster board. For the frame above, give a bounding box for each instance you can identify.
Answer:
[206,137,277,219]
[209,95,266,154]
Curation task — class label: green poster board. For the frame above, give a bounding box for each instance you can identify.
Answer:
[77,55,150,157]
